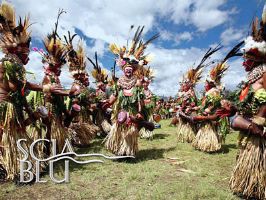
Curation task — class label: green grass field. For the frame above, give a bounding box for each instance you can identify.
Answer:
[0,120,240,200]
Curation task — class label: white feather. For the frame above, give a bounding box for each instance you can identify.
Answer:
[243,36,266,54]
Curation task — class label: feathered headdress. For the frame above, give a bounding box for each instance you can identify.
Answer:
[64,31,86,76]
[87,52,108,84]
[0,2,31,53]
[184,45,222,87]
[243,3,266,60]
[109,26,159,70]
[136,65,155,82]
[108,61,118,86]
[208,41,244,86]
[35,9,67,69]
[143,66,154,81]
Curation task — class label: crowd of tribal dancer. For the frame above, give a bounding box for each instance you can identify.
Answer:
[0,2,265,199]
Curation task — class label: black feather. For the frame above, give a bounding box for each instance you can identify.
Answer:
[196,44,222,70]
[144,33,160,45]
[222,40,244,62]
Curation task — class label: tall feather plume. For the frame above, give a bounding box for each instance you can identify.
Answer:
[0,2,16,31]
[196,44,222,70]
[261,3,266,41]
[251,3,266,42]
[252,17,259,41]
[128,26,144,55]
[109,43,121,55]
[111,60,118,82]
[64,31,77,49]
[209,62,228,85]
[144,66,154,80]
[222,40,244,63]
[135,33,159,59]
[65,32,86,73]
[87,52,108,83]
[186,44,222,86]
[208,41,243,86]
[43,9,67,65]
[0,2,31,52]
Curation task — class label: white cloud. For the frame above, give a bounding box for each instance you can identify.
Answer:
[169,0,233,31]
[12,0,233,42]
[147,45,206,96]
[175,32,193,44]
[190,0,230,31]
[25,51,73,88]
[10,0,241,96]
[220,27,245,45]
[223,57,245,87]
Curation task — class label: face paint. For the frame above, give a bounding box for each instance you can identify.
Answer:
[124,67,133,77]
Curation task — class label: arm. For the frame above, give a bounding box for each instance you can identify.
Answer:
[26,81,43,91]
[109,94,117,105]
[42,83,69,96]
[263,73,266,89]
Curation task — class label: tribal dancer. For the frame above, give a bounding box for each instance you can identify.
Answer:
[139,67,157,139]
[87,52,111,136]
[0,2,55,180]
[105,26,157,156]
[37,10,70,155]
[176,71,199,143]
[65,33,99,147]
[177,47,220,143]
[181,42,243,153]
[229,6,266,199]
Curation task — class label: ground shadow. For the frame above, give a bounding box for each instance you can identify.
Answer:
[132,146,176,163]
[220,143,238,154]
[151,133,170,140]
[74,139,104,154]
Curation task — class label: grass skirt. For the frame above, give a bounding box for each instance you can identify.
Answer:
[69,122,99,147]
[192,122,222,153]
[49,118,69,154]
[101,119,111,134]
[27,121,46,171]
[105,122,138,156]
[140,116,154,139]
[139,128,154,139]
[95,110,111,135]
[229,133,266,199]
[177,118,196,143]
[0,102,37,180]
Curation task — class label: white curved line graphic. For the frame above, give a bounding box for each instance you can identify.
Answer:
[37,152,135,162]
[50,157,104,164]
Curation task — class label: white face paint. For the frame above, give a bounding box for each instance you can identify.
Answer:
[124,67,133,78]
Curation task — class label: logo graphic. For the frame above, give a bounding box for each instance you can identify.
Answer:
[17,139,133,183]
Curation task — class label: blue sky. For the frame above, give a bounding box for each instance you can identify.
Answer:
[10,0,265,96]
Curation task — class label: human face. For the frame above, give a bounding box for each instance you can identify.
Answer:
[52,64,62,76]
[83,75,89,87]
[143,81,149,89]
[99,83,106,91]
[204,82,213,92]
[12,45,30,65]
[183,84,190,92]
[221,99,231,110]
[20,50,30,65]
[124,67,133,78]
[242,59,256,72]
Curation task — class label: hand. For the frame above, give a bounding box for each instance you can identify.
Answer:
[179,112,193,123]
[204,108,211,114]
[101,102,111,110]
[50,85,64,94]
[136,113,144,120]
[90,103,97,110]
[248,123,264,137]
